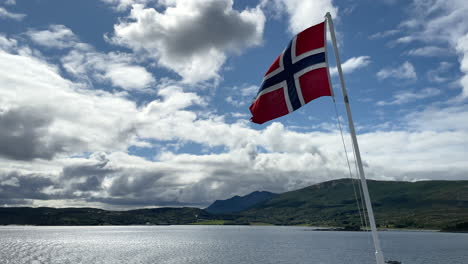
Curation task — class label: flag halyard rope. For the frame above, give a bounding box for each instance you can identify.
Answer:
[332,97,368,232]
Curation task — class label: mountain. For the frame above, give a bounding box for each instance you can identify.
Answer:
[1,179,467,230]
[235,179,468,229]
[206,191,278,214]
[0,207,213,225]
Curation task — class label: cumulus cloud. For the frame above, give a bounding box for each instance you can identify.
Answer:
[100,0,153,11]
[397,0,468,97]
[395,36,414,44]
[1,60,467,208]
[0,34,17,52]
[358,129,468,181]
[0,43,146,159]
[225,84,258,107]
[369,29,400,40]
[330,56,371,76]
[376,88,441,106]
[456,34,468,98]
[0,139,351,208]
[0,107,83,161]
[0,7,25,21]
[27,25,78,49]
[264,0,337,34]
[109,0,265,84]
[1,16,468,208]
[26,25,155,90]
[377,61,417,80]
[407,46,448,57]
[0,39,362,207]
[1,46,466,208]
[3,107,468,209]
[427,62,453,83]
[406,105,468,132]
[0,171,54,202]
[62,48,155,91]
[0,41,377,207]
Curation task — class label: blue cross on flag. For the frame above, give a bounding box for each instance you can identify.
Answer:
[249,20,333,124]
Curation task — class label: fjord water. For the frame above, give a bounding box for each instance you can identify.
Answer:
[0,226,467,264]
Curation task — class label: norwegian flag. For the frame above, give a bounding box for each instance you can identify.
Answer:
[249,21,332,124]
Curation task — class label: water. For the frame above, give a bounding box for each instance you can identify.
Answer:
[0,225,467,264]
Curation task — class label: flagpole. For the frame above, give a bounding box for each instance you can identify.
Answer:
[325,12,385,264]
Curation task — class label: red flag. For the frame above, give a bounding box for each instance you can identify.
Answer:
[249,21,332,124]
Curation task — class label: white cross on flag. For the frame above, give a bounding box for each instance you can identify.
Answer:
[249,20,333,124]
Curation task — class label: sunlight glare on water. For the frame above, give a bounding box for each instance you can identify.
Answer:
[0,225,467,264]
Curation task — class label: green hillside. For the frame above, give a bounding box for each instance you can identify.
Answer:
[0,207,212,225]
[1,179,467,230]
[236,179,468,230]
[206,191,278,214]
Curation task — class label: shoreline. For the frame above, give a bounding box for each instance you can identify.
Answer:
[3,223,465,233]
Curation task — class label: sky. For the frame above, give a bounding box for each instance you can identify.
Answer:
[0,0,467,210]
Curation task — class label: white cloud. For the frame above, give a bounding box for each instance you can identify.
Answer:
[456,33,468,98]
[5,0,16,5]
[231,112,249,118]
[330,56,371,76]
[427,62,453,83]
[406,105,468,132]
[100,0,153,11]
[395,36,414,44]
[376,88,441,106]
[358,129,468,180]
[0,176,19,187]
[0,42,144,159]
[225,84,258,107]
[109,1,265,84]
[407,46,448,57]
[62,48,155,91]
[2,46,468,206]
[240,85,258,97]
[6,103,468,208]
[398,0,468,97]
[103,63,154,90]
[369,29,400,40]
[403,0,468,45]
[0,7,25,21]
[1,41,362,206]
[2,22,468,208]
[27,25,78,49]
[0,34,17,52]
[265,0,338,34]
[25,24,155,91]
[377,61,417,80]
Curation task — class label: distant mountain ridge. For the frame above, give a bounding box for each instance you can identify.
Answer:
[205,191,278,214]
[236,179,468,229]
[1,179,467,230]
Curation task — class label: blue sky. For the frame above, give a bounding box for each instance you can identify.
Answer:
[0,0,467,209]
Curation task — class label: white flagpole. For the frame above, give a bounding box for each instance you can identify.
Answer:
[325,12,385,264]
